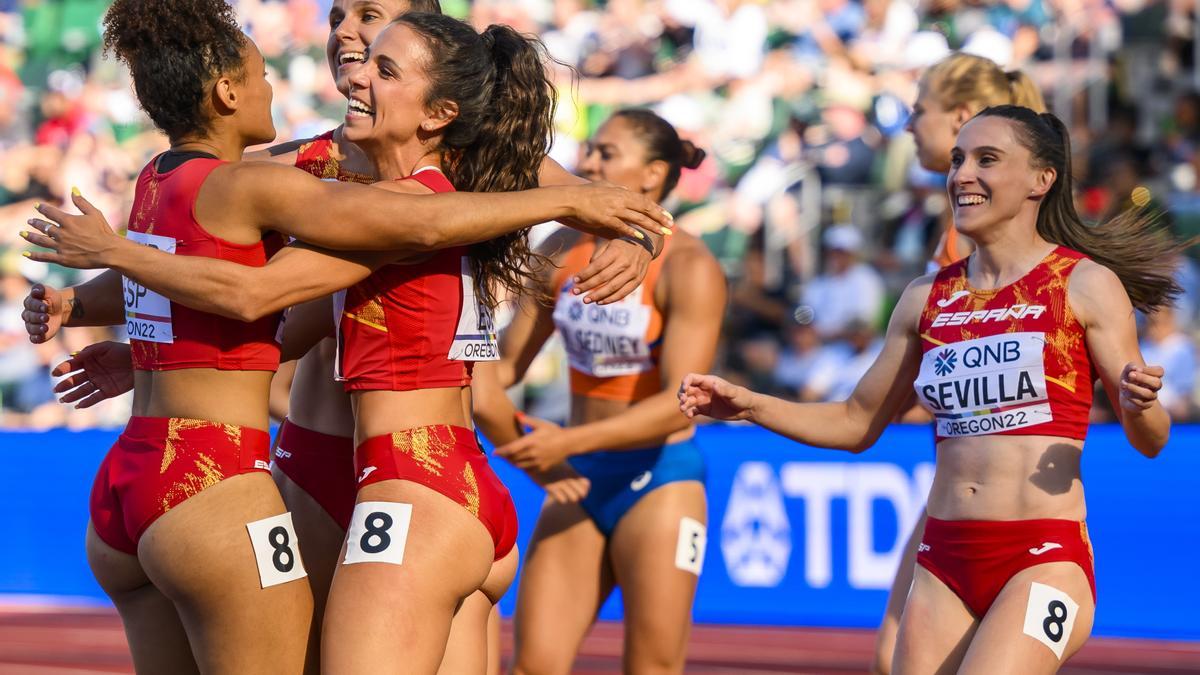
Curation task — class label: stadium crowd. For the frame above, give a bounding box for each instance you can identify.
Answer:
[2,0,1199,428]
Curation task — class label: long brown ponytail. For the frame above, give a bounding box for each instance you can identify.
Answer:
[976,105,1184,312]
[395,13,554,310]
[922,53,1047,115]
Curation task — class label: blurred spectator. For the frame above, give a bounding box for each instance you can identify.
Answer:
[798,224,885,340]
[799,320,884,402]
[1140,306,1198,420]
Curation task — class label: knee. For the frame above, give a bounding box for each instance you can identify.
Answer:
[513,646,574,675]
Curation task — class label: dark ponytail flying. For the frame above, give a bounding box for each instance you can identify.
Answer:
[394,13,555,311]
[976,105,1185,313]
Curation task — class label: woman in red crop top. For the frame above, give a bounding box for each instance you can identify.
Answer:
[471,110,726,674]
[682,106,1181,673]
[18,2,667,672]
[21,2,654,668]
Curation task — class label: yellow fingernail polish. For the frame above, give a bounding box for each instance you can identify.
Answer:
[22,251,31,258]
[33,202,41,210]
[633,230,645,240]
[70,351,79,357]
[71,186,81,197]
[661,227,673,236]
[19,230,27,237]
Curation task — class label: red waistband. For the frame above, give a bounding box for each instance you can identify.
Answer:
[355,424,480,456]
[277,418,354,452]
[121,416,270,450]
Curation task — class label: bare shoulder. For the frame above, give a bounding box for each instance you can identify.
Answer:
[1068,258,1131,326]
[245,136,313,165]
[891,271,937,331]
[665,232,723,282]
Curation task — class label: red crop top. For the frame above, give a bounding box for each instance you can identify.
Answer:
[333,168,498,391]
[914,246,1094,441]
[125,154,284,372]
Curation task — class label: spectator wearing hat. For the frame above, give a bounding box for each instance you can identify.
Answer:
[799,223,885,340]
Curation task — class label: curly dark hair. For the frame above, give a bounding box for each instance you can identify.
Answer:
[103,0,248,142]
[395,13,556,310]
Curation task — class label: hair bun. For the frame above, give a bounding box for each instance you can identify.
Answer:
[680,140,706,170]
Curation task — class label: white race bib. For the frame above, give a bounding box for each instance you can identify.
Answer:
[913,332,1053,437]
[447,257,498,362]
[123,231,176,344]
[553,281,653,378]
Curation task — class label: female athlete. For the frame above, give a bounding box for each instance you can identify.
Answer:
[472,109,726,674]
[22,5,654,668]
[681,106,1176,673]
[870,52,1049,674]
[17,1,666,672]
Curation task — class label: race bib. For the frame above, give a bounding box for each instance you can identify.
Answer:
[123,231,176,344]
[914,332,1052,437]
[553,282,653,378]
[447,257,499,362]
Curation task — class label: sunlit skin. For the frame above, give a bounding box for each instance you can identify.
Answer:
[905,87,972,174]
[678,114,1168,673]
[578,117,669,198]
[327,0,411,95]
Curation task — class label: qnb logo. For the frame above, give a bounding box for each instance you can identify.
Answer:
[567,302,585,321]
[934,348,957,376]
[932,304,1046,328]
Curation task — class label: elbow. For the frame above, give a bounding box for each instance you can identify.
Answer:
[1134,434,1168,459]
[230,296,271,323]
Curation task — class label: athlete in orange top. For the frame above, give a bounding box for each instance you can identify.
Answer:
[473,109,726,674]
[682,106,1178,673]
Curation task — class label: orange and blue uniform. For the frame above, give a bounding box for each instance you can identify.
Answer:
[90,151,282,554]
[550,236,705,536]
[912,246,1097,616]
[335,168,517,560]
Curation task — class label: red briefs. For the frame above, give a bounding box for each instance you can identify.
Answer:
[355,425,517,560]
[90,416,271,555]
[917,516,1097,617]
[273,419,356,531]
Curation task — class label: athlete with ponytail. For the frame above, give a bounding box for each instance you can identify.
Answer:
[907,52,1046,267]
[472,109,726,674]
[682,106,1177,672]
[17,0,667,671]
[865,52,1052,675]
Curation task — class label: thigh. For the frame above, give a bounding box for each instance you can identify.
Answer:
[513,500,613,675]
[609,481,706,675]
[86,524,199,675]
[438,590,495,675]
[959,562,1095,674]
[486,605,502,675]
[322,479,494,675]
[892,566,977,675]
[874,512,927,675]
[138,472,314,675]
[275,467,346,673]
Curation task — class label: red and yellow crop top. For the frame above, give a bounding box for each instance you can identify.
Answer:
[125,154,284,372]
[914,246,1094,441]
[333,168,499,391]
[550,236,669,402]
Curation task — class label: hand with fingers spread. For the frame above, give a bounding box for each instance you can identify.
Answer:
[1120,363,1164,413]
[526,464,591,503]
[678,373,757,421]
[560,182,673,242]
[21,191,125,269]
[52,341,134,409]
[572,237,652,305]
[22,283,73,344]
[494,414,577,474]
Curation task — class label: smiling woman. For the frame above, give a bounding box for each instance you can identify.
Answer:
[680,106,1181,673]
